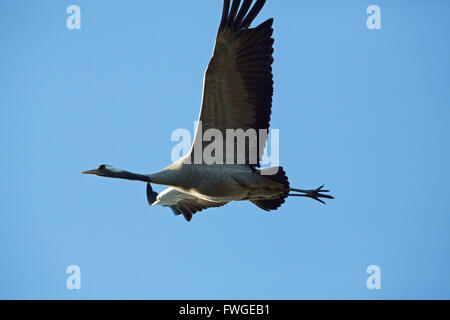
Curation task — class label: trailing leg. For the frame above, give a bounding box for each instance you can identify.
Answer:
[288,185,334,204]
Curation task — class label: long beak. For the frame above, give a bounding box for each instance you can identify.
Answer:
[81,169,98,175]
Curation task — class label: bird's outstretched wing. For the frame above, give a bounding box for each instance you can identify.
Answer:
[147,184,228,222]
[190,0,274,168]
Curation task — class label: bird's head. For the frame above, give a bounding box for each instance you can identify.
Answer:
[81,164,150,182]
[81,164,122,177]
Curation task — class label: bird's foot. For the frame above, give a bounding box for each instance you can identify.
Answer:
[289,185,334,204]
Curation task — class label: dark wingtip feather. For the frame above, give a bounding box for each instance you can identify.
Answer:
[220,0,268,31]
[240,0,267,29]
[146,183,158,206]
[235,0,253,26]
[228,0,242,26]
[183,213,193,222]
[219,0,231,29]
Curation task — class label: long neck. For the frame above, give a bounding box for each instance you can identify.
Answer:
[147,169,182,186]
[105,168,181,186]
[106,169,151,183]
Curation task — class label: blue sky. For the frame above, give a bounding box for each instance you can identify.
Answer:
[1,0,449,299]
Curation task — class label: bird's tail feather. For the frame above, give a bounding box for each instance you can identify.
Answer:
[250,166,289,211]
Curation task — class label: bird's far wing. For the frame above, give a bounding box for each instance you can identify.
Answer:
[152,186,228,222]
[190,0,274,168]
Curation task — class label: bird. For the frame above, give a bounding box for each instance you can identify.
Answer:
[82,0,334,222]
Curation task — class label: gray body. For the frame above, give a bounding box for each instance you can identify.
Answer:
[149,159,284,203]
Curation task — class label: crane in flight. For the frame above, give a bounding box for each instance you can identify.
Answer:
[82,0,334,221]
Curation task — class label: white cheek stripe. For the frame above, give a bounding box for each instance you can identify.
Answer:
[106,166,122,172]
